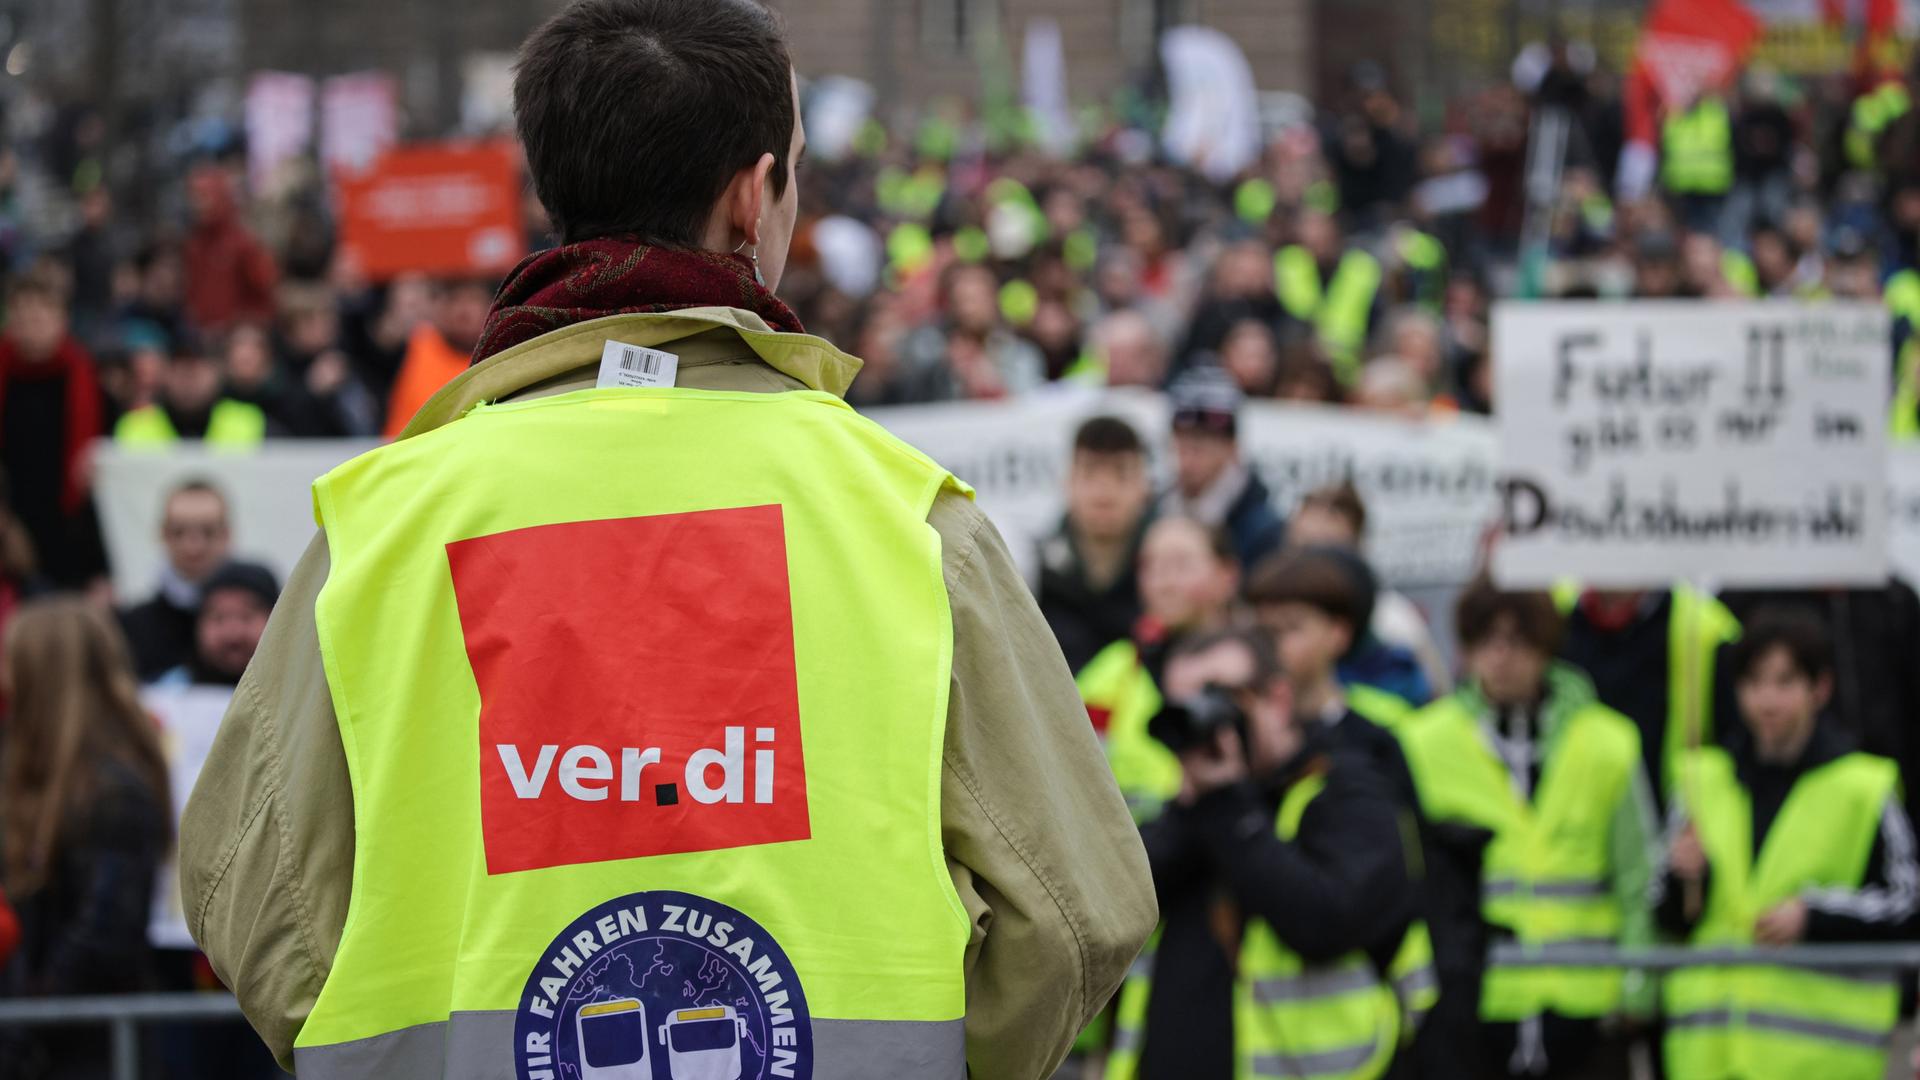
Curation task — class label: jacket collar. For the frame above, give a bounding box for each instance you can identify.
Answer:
[1455,661,1600,747]
[396,307,864,439]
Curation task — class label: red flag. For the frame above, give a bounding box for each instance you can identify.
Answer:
[1636,0,1762,107]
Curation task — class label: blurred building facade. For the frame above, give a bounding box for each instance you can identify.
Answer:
[230,0,1318,131]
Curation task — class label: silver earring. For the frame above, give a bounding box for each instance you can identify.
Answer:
[732,238,765,287]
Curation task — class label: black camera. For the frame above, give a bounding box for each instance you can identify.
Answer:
[1148,684,1250,756]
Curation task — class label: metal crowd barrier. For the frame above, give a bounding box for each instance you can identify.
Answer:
[8,945,1920,1080]
[0,992,250,1080]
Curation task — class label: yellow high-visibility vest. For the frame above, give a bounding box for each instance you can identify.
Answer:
[296,384,973,1079]
[114,399,265,450]
[1275,247,1381,385]
[1400,689,1641,1020]
[1105,769,1435,1080]
[1661,99,1734,197]
[1664,748,1899,1080]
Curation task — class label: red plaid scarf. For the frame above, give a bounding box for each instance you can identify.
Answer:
[473,238,805,366]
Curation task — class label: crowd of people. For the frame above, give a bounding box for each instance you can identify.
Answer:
[3,15,1920,1079]
[1050,386,1920,1075]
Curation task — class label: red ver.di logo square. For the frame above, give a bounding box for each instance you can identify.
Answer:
[448,505,810,874]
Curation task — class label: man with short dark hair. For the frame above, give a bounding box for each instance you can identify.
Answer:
[182,5,1153,1078]
[121,480,232,681]
[1658,608,1918,1080]
[1038,415,1153,672]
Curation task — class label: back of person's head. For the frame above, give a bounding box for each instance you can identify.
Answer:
[515,0,795,246]
[1727,606,1834,687]
[0,596,169,894]
[1454,574,1563,654]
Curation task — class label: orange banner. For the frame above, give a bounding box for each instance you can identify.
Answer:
[336,141,526,281]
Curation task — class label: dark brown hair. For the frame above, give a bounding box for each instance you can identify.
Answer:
[1245,549,1368,630]
[1727,606,1834,685]
[515,0,796,245]
[1454,574,1564,654]
[1074,415,1145,456]
[1,598,170,895]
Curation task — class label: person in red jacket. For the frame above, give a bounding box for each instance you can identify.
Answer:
[181,163,278,335]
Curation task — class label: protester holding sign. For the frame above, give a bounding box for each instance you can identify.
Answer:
[1656,609,1919,1080]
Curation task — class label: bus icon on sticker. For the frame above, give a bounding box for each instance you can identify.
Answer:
[575,998,650,1080]
[660,1005,747,1080]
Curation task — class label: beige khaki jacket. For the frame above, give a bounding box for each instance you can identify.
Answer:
[178,308,1156,1079]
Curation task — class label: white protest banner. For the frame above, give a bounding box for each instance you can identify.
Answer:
[93,394,1502,603]
[1239,404,1498,588]
[95,440,377,601]
[1493,301,1889,589]
[145,683,237,949]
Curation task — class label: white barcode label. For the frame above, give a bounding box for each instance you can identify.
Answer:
[596,340,680,389]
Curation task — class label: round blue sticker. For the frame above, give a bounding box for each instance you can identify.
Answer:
[514,890,812,1080]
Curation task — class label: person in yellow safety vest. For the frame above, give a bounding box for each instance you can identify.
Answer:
[1661,94,1735,236]
[1104,629,1435,1080]
[1274,209,1380,387]
[1387,220,1447,313]
[1400,578,1660,1077]
[1846,79,1912,172]
[1887,258,1920,441]
[1556,585,1741,812]
[1657,609,1920,1080]
[1079,516,1242,823]
[114,333,266,450]
[176,4,1159,1077]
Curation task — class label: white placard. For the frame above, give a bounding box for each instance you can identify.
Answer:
[145,683,237,950]
[1493,301,1890,589]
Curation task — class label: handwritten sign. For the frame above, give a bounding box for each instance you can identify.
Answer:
[1493,301,1889,589]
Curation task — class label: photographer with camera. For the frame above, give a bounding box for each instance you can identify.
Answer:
[1105,628,1430,1080]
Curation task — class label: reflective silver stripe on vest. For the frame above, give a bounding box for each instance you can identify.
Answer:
[1395,966,1439,1003]
[1810,966,1902,987]
[1249,966,1378,1005]
[1112,1026,1143,1054]
[1127,950,1156,980]
[1483,877,1608,900]
[1669,1009,1889,1050]
[294,1011,966,1080]
[1249,1041,1382,1077]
